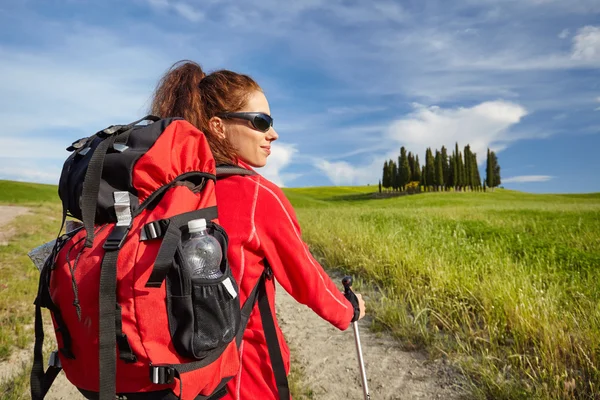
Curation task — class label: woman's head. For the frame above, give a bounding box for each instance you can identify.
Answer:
[150,60,278,167]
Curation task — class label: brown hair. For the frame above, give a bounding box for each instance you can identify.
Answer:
[150,60,262,164]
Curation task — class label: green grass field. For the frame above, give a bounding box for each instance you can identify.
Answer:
[0,179,598,399]
[283,185,600,399]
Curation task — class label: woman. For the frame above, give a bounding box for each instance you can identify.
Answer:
[150,60,366,400]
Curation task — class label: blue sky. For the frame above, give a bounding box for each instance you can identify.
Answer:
[0,0,599,193]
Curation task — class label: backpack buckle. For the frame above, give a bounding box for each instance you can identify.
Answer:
[48,350,62,369]
[103,225,131,251]
[150,365,175,384]
[102,125,126,136]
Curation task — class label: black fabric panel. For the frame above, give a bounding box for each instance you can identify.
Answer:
[58,117,181,226]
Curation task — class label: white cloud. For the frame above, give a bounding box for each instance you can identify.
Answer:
[571,26,600,62]
[314,158,383,186]
[256,142,299,187]
[0,138,70,160]
[503,175,553,183]
[172,3,205,22]
[313,100,530,186]
[145,0,205,22]
[327,106,388,115]
[0,161,62,185]
[385,101,528,161]
[559,29,570,39]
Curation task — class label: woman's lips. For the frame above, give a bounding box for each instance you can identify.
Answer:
[261,146,271,155]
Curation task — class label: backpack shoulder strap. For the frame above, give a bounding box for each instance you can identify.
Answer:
[257,260,290,400]
[215,165,257,179]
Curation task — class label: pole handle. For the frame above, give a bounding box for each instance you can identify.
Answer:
[342,275,353,294]
[343,276,370,400]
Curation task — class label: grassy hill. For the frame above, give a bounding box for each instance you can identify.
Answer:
[0,180,599,399]
[0,180,59,204]
[284,185,600,400]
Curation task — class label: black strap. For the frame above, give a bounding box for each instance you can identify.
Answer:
[49,303,75,359]
[30,296,48,400]
[81,134,117,247]
[145,207,218,287]
[41,366,62,396]
[98,246,120,400]
[215,165,256,179]
[257,268,290,400]
[31,266,69,399]
[116,304,137,363]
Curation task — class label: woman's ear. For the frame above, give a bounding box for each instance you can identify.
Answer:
[208,116,226,140]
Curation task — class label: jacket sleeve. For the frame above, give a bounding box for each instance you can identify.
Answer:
[254,179,354,331]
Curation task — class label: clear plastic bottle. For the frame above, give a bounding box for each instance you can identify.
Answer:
[182,218,223,280]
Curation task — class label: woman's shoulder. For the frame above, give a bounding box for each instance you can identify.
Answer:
[215,161,289,205]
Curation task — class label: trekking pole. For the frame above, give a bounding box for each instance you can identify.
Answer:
[342,276,370,400]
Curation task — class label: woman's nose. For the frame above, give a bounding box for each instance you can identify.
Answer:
[267,128,278,141]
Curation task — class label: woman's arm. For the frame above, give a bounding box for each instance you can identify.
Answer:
[253,178,355,331]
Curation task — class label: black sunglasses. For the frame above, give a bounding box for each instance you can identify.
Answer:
[217,112,274,132]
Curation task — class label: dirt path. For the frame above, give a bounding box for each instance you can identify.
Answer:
[276,280,464,399]
[0,205,465,400]
[0,205,29,245]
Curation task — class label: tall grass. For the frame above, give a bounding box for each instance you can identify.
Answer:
[0,203,61,361]
[284,187,600,399]
[0,181,62,398]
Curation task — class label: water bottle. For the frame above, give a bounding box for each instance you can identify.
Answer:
[182,218,223,280]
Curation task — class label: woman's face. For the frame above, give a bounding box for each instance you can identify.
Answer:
[222,91,279,168]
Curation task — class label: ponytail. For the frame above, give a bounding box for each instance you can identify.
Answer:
[150,60,260,164]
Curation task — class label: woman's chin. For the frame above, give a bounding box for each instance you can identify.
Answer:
[243,158,267,168]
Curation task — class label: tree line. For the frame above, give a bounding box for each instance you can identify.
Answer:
[379,143,501,193]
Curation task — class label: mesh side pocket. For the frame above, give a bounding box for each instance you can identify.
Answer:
[189,271,240,359]
[166,222,241,361]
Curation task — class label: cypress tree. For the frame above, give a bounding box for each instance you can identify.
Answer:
[486,148,494,188]
[464,145,472,190]
[392,159,399,191]
[426,148,435,191]
[472,152,481,190]
[400,146,410,191]
[448,154,455,189]
[379,180,382,193]
[421,165,427,189]
[383,160,389,189]
[414,155,421,183]
[397,151,404,191]
[441,146,449,191]
[408,152,415,182]
[434,150,444,190]
[455,143,462,191]
[493,152,501,188]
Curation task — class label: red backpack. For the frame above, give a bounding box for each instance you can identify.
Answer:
[30,116,262,400]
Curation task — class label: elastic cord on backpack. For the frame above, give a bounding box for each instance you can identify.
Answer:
[66,224,109,321]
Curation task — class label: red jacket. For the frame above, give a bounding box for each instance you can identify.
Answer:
[216,161,354,399]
